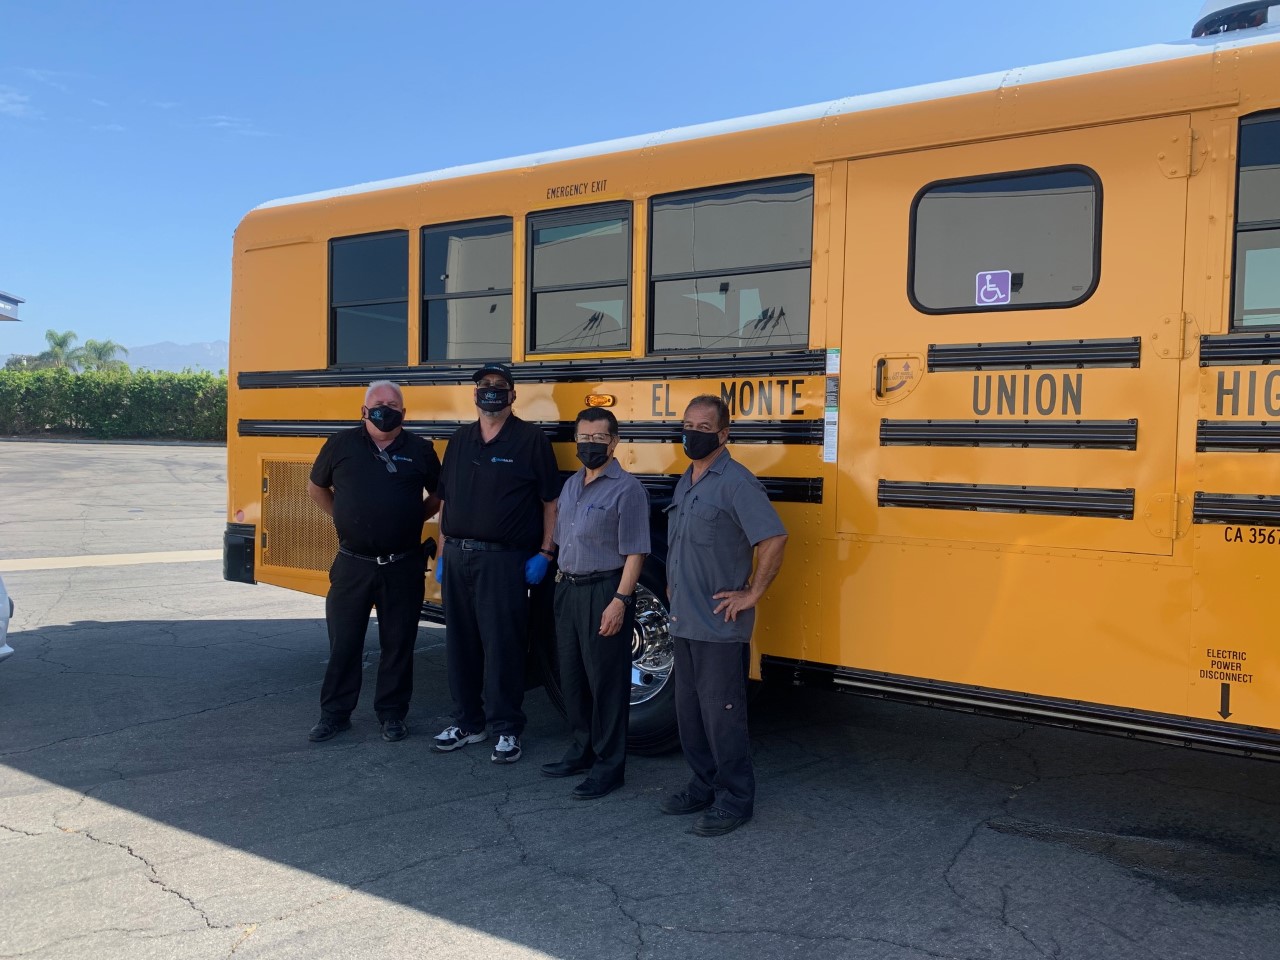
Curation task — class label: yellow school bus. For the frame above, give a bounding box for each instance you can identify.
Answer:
[225,7,1280,756]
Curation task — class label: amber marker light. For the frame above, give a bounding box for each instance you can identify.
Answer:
[585,395,615,407]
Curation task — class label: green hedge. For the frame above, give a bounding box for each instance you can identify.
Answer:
[0,368,227,441]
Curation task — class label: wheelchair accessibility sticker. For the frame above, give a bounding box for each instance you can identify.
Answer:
[975,270,1012,306]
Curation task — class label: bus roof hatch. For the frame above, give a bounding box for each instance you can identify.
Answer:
[1193,1,1280,36]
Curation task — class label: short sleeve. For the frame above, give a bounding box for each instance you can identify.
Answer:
[552,472,579,549]
[532,428,563,502]
[436,426,467,502]
[421,439,442,494]
[616,479,652,556]
[310,434,338,488]
[729,473,786,546]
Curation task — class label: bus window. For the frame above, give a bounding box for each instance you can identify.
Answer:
[650,177,812,352]
[421,218,513,361]
[329,231,408,366]
[1233,113,1280,329]
[527,203,630,353]
[910,167,1100,314]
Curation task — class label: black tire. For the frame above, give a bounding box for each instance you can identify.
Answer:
[533,558,680,755]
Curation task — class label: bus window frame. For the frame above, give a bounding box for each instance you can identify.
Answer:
[906,163,1104,317]
[327,229,410,368]
[1230,111,1280,332]
[419,215,515,364]
[525,201,632,356]
[646,174,815,356]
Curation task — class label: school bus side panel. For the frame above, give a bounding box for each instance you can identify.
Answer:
[828,116,1196,717]
[1188,107,1280,732]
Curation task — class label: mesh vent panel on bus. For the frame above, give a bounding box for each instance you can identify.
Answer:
[262,459,336,572]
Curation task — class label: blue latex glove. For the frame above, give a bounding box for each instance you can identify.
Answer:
[434,552,445,584]
[524,552,550,586]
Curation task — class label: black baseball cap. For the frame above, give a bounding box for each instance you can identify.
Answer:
[472,362,514,386]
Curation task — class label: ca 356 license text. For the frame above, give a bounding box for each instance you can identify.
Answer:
[1222,525,1280,545]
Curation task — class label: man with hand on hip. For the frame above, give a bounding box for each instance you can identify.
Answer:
[306,380,440,744]
[433,362,561,764]
[541,407,649,799]
[659,395,787,836]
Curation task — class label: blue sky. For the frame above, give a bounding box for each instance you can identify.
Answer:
[1,1,1203,357]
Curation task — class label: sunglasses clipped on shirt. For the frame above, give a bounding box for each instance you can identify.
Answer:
[373,449,397,474]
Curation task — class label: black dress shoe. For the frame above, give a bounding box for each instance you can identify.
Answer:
[308,717,352,742]
[380,718,408,742]
[691,808,752,837]
[572,778,623,800]
[658,790,713,815]
[541,760,592,778]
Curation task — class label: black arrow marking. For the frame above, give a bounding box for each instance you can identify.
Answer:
[1219,682,1232,720]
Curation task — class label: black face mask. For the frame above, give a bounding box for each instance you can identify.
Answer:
[365,405,404,432]
[682,429,723,461]
[576,442,610,470]
[476,386,512,413]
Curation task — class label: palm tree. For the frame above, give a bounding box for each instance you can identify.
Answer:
[36,329,84,371]
[80,338,130,372]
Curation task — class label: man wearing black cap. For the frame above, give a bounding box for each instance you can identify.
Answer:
[433,362,562,764]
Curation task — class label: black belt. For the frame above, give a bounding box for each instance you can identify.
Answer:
[446,537,519,552]
[556,567,623,586]
[338,546,415,565]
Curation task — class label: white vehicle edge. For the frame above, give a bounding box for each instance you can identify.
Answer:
[0,575,12,664]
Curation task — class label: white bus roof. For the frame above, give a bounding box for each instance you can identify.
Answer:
[256,25,1280,212]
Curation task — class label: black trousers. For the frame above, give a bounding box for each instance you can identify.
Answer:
[673,636,755,818]
[441,546,528,736]
[553,573,633,786]
[321,551,425,723]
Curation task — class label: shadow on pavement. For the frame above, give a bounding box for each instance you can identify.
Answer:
[2,617,1280,959]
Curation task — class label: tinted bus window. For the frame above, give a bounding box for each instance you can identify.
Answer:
[330,232,408,366]
[911,168,1100,313]
[527,204,630,353]
[650,178,812,352]
[1234,114,1280,329]
[421,218,513,361]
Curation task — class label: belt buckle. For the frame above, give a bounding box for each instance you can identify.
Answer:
[376,554,391,565]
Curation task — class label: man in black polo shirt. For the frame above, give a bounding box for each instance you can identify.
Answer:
[306,380,441,743]
[433,362,561,764]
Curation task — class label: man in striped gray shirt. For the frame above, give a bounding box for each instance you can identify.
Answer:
[541,407,650,799]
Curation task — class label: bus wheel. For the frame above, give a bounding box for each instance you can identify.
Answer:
[626,577,679,755]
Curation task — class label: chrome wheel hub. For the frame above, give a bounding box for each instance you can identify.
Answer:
[630,584,673,705]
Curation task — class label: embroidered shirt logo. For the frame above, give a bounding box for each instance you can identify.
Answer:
[491,456,515,464]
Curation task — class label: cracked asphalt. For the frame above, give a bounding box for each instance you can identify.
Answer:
[1,439,1279,960]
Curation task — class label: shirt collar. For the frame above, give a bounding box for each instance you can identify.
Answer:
[363,424,406,452]
[679,446,731,484]
[575,457,623,486]
[705,447,732,474]
[471,413,519,445]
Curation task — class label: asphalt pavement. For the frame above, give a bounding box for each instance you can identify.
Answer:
[1,439,1278,960]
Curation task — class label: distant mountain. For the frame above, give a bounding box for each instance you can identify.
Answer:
[127,340,229,373]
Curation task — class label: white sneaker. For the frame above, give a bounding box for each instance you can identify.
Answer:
[491,734,522,764]
[433,725,487,752]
